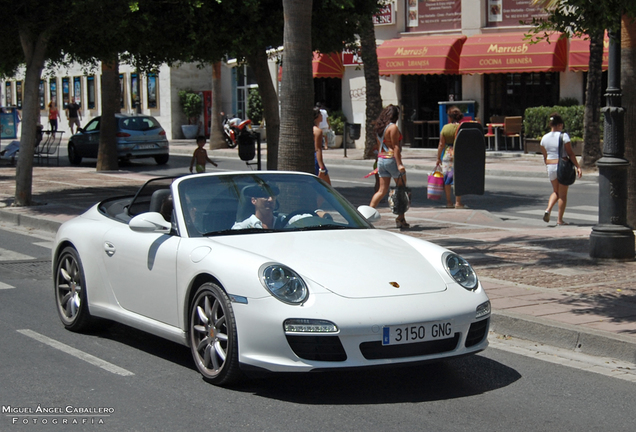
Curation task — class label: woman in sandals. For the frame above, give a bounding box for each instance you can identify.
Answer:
[436,106,464,209]
[369,104,409,228]
[540,112,582,225]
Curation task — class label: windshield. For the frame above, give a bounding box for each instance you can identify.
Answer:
[177,173,373,237]
[119,116,161,132]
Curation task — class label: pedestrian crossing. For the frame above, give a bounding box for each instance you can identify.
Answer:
[0,237,52,290]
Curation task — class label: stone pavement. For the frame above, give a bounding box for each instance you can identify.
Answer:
[0,140,635,364]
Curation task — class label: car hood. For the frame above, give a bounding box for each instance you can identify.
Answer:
[212,229,447,298]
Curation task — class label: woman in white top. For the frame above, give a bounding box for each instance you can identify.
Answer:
[540,113,582,225]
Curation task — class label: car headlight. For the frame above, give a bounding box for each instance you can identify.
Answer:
[259,264,308,305]
[442,252,478,290]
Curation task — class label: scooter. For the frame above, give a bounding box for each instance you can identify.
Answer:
[222,113,252,148]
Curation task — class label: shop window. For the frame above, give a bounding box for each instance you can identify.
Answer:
[73,76,82,107]
[5,82,12,106]
[62,77,70,108]
[119,74,125,109]
[236,65,257,119]
[87,76,96,109]
[485,72,559,120]
[49,78,57,107]
[16,81,23,109]
[39,80,45,109]
[131,72,141,111]
[147,73,157,108]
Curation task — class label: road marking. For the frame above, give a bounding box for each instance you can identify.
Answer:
[0,248,34,261]
[17,329,134,376]
[516,209,598,222]
[0,281,15,290]
[568,205,599,212]
[489,333,636,383]
[33,241,53,249]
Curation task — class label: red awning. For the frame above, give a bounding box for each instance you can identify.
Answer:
[458,32,567,74]
[312,52,344,78]
[568,33,609,72]
[377,35,467,75]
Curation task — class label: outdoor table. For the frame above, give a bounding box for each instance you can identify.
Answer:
[486,123,504,151]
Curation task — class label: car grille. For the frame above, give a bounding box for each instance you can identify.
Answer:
[359,334,460,360]
[286,335,347,362]
[465,318,489,348]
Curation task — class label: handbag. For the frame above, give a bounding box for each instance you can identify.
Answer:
[556,132,576,186]
[427,166,444,200]
[388,175,411,215]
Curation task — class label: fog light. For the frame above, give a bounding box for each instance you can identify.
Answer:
[476,301,491,319]
[284,319,338,333]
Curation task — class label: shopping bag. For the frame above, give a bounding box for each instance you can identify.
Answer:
[427,168,444,200]
[388,186,411,215]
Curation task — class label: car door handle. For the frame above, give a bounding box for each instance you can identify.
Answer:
[104,241,116,257]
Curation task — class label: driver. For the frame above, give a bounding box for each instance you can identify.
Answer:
[232,185,285,229]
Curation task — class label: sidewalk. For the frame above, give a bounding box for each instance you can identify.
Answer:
[0,141,634,364]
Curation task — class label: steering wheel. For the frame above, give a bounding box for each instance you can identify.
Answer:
[282,209,318,227]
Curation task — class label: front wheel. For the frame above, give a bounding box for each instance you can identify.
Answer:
[54,247,94,332]
[189,283,241,385]
[225,135,237,149]
[68,143,82,165]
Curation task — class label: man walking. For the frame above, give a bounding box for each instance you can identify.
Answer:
[66,100,82,134]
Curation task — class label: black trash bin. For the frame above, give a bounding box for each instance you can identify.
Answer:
[347,123,361,140]
[238,130,256,161]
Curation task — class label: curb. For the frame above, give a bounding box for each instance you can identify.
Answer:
[491,310,636,364]
[0,208,63,233]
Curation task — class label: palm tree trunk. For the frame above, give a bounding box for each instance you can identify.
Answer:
[358,13,383,160]
[582,29,604,167]
[97,61,120,171]
[210,62,225,150]
[14,26,48,206]
[622,15,636,228]
[278,0,313,173]
[247,49,280,170]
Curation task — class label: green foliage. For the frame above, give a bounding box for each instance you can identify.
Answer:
[558,97,580,107]
[247,88,264,125]
[329,110,347,135]
[178,90,203,125]
[523,105,588,139]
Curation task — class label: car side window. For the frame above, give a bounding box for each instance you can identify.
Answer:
[85,119,100,132]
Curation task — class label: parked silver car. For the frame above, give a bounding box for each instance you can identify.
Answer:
[68,114,170,165]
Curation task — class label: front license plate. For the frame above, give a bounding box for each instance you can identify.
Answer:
[382,320,453,346]
[136,143,157,149]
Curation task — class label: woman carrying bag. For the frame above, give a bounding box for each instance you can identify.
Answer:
[436,106,464,209]
[369,105,409,229]
[540,112,582,225]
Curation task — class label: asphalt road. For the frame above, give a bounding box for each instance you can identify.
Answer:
[0,198,631,432]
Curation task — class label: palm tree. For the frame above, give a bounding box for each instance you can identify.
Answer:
[358,13,383,160]
[278,0,314,173]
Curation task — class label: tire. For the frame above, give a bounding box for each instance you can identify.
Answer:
[189,282,241,385]
[154,154,169,165]
[225,135,237,149]
[54,247,94,332]
[68,143,82,165]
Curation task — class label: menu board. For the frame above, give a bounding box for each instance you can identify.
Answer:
[406,0,461,32]
[486,0,548,27]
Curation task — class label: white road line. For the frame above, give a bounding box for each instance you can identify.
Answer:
[0,248,34,261]
[17,329,134,377]
[489,334,636,383]
[0,282,15,290]
[516,209,599,221]
[32,241,54,249]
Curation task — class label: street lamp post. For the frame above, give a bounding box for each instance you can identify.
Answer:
[589,26,635,259]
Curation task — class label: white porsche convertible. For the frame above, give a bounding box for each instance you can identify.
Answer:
[54,172,490,385]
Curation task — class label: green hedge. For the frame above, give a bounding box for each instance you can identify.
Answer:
[523,105,585,140]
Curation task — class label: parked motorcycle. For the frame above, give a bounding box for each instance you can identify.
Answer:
[222,113,252,149]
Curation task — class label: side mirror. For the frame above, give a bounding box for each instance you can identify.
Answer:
[129,212,171,234]
[77,127,85,134]
[357,205,381,223]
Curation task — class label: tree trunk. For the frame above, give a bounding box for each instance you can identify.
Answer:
[247,49,280,170]
[14,27,48,206]
[622,15,636,228]
[278,0,313,173]
[209,62,225,150]
[97,61,120,171]
[358,13,383,160]
[581,29,604,168]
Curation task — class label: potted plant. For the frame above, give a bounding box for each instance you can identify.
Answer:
[179,90,203,139]
[329,110,346,148]
[247,88,265,140]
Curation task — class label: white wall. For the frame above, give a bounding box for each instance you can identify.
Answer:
[560,71,584,104]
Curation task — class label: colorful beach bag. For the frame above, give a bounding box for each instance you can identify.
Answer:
[427,167,444,200]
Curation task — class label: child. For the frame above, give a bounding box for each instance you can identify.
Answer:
[189,136,218,173]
